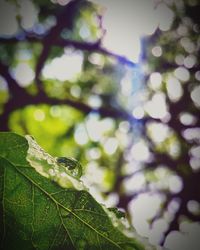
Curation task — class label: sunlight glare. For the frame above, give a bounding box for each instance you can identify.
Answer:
[0,76,8,90]
[12,63,35,86]
[34,109,45,121]
[0,1,18,36]
[88,53,104,66]
[149,72,162,90]
[120,70,133,96]
[124,173,145,193]
[88,1,174,63]
[84,161,105,187]
[86,147,101,160]
[74,124,89,145]
[190,146,200,158]
[129,193,163,237]
[147,122,169,143]
[119,121,130,133]
[184,54,196,69]
[195,71,200,81]
[103,137,118,155]
[156,3,174,31]
[50,106,62,117]
[90,0,160,62]
[180,37,195,53]
[70,85,81,98]
[191,86,200,107]
[42,51,83,81]
[165,222,200,250]
[58,0,71,5]
[168,199,180,214]
[190,158,200,171]
[152,46,162,57]
[175,54,185,65]
[168,175,183,193]
[187,200,200,215]
[87,95,102,108]
[174,67,190,82]
[18,0,38,30]
[144,92,168,119]
[131,140,150,161]
[166,76,183,102]
[179,112,196,126]
[132,106,145,119]
[183,128,200,141]
[86,115,115,142]
[150,219,168,245]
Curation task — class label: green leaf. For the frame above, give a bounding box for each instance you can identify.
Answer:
[0,132,147,250]
[107,207,126,219]
[25,135,84,190]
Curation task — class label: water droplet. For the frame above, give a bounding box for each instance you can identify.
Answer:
[47,158,54,164]
[56,157,76,169]
[25,136,85,190]
[56,157,82,178]
[48,169,56,176]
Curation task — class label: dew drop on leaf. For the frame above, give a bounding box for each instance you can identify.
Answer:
[48,169,56,176]
[25,135,85,190]
[56,157,82,179]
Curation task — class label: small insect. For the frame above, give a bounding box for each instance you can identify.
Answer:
[56,156,82,178]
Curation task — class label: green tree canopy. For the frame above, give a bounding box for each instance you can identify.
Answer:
[0,0,200,249]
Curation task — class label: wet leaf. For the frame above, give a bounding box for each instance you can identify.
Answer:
[0,132,146,250]
[56,156,82,179]
[107,207,126,219]
[25,135,84,190]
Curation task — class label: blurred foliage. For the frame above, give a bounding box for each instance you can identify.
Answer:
[0,0,200,248]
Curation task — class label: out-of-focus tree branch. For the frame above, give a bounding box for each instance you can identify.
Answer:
[0,36,136,67]
[0,0,200,247]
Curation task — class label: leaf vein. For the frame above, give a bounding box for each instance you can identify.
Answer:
[57,204,75,247]
[13,165,123,249]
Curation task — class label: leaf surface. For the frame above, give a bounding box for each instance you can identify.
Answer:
[0,132,145,250]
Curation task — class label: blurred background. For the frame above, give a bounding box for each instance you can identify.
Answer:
[0,0,200,249]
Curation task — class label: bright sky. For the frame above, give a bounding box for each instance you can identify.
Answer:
[91,0,174,62]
